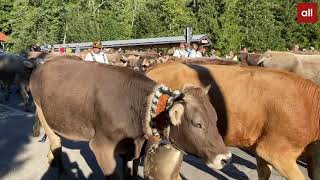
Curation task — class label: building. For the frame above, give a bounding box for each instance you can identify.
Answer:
[53,34,212,51]
[0,32,8,51]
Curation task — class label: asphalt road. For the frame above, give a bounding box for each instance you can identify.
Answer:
[0,89,310,180]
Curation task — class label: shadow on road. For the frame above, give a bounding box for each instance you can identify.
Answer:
[231,153,256,170]
[183,155,229,180]
[184,153,256,180]
[0,111,33,178]
[41,139,144,180]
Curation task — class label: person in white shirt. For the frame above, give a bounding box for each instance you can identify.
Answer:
[173,43,187,58]
[187,43,198,58]
[195,45,207,58]
[85,41,109,64]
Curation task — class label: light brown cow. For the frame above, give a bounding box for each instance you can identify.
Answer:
[257,51,320,85]
[146,61,320,180]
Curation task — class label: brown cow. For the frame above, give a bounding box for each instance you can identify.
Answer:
[30,59,231,179]
[146,61,320,180]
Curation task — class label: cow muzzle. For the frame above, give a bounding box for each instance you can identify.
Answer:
[206,152,232,170]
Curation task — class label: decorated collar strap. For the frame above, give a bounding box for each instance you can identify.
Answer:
[150,85,182,118]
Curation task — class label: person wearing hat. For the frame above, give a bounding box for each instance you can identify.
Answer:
[85,41,109,64]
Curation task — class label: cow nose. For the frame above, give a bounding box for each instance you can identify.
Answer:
[221,156,232,166]
[221,152,232,166]
[207,152,232,170]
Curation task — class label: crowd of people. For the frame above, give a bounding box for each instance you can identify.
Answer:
[29,41,318,66]
[173,43,208,58]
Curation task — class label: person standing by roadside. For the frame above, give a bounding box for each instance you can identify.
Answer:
[187,43,198,58]
[85,40,109,64]
[173,42,187,58]
[75,45,81,54]
[65,46,73,54]
[59,46,65,54]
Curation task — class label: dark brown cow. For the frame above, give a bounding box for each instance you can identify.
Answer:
[237,52,262,66]
[146,61,320,180]
[30,59,231,179]
[0,53,41,111]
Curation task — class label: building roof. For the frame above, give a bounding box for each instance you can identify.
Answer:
[54,34,212,49]
[0,32,8,42]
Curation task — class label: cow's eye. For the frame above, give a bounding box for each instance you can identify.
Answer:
[195,123,202,128]
[192,120,202,128]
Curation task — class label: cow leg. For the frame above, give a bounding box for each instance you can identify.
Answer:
[305,141,320,180]
[132,158,140,177]
[35,103,64,172]
[3,83,10,101]
[256,140,305,180]
[32,110,41,137]
[256,156,272,180]
[120,155,132,180]
[89,137,117,177]
[19,83,29,111]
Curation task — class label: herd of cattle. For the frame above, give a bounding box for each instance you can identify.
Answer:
[1,50,320,180]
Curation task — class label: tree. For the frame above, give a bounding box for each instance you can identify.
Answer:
[8,0,39,52]
[189,0,225,47]
[0,0,13,34]
[218,0,243,53]
[134,0,194,38]
[36,0,65,44]
[219,0,285,54]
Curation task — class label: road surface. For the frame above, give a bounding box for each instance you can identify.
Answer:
[0,90,309,180]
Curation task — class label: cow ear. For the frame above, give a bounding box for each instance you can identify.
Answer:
[23,61,34,68]
[204,84,211,94]
[169,103,184,126]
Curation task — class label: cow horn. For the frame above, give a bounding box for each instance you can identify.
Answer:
[23,61,34,68]
[257,59,264,65]
[169,103,184,126]
[257,57,268,65]
[204,84,211,94]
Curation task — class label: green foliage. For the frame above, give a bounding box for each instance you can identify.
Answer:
[0,0,13,33]
[1,0,319,54]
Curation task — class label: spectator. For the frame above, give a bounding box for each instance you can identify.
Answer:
[66,46,73,54]
[310,47,315,52]
[75,45,81,54]
[184,43,191,56]
[225,51,233,60]
[51,46,55,53]
[173,42,187,58]
[196,45,206,57]
[85,40,109,64]
[187,43,198,58]
[210,49,218,58]
[292,44,299,52]
[226,51,238,61]
[59,46,65,54]
[242,47,248,53]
